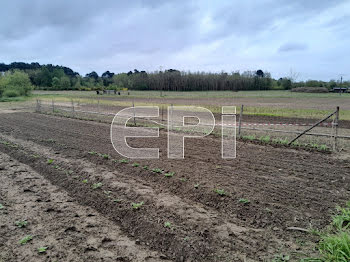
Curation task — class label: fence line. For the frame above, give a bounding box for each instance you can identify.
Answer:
[34,101,350,141]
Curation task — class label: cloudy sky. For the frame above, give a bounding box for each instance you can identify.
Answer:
[1,0,349,80]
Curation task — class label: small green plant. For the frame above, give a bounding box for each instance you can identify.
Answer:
[82,179,88,183]
[104,190,112,195]
[152,168,162,174]
[65,170,73,175]
[259,135,270,143]
[119,159,129,163]
[194,183,200,189]
[15,220,28,228]
[239,198,250,204]
[113,199,122,203]
[272,138,289,145]
[242,135,255,141]
[180,178,187,182]
[19,235,33,245]
[164,172,175,177]
[272,254,290,262]
[214,188,226,196]
[92,182,103,189]
[164,222,172,228]
[47,159,54,165]
[101,154,110,159]
[38,246,48,253]
[143,165,149,170]
[31,154,39,158]
[318,144,329,151]
[132,201,144,209]
[53,165,60,169]
[0,203,4,209]
[88,151,97,155]
[132,163,140,167]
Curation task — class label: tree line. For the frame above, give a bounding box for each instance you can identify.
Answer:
[0,62,348,93]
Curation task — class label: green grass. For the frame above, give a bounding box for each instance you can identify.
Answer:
[0,203,4,209]
[132,163,140,167]
[31,90,350,120]
[302,201,350,261]
[0,96,31,102]
[47,159,54,165]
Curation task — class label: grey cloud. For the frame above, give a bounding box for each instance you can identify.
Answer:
[0,0,349,80]
[278,42,308,52]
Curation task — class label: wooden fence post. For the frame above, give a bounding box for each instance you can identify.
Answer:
[97,97,100,113]
[238,105,244,136]
[36,99,40,112]
[161,105,164,122]
[333,106,339,151]
[71,99,75,117]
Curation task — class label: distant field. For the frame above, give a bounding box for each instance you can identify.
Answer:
[31,90,350,120]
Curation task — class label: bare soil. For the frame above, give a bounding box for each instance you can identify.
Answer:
[1,112,349,261]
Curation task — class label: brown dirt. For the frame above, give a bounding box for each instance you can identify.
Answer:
[1,112,350,261]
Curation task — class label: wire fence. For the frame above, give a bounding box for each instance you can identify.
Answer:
[31,98,350,152]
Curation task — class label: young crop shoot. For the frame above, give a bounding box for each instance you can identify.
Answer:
[119,159,129,163]
[239,198,250,205]
[47,159,54,165]
[143,166,149,170]
[15,220,28,228]
[0,203,4,209]
[82,179,88,183]
[152,168,162,174]
[164,221,172,229]
[92,182,103,189]
[132,201,144,210]
[164,172,175,177]
[214,189,227,196]
[38,246,48,253]
[88,151,97,155]
[194,183,200,189]
[19,235,33,245]
[132,163,140,167]
[102,154,110,159]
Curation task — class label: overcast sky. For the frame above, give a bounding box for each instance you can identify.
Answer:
[1,0,349,81]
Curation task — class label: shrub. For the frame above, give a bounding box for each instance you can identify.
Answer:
[2,89,20,97]
[0,71,33,97]
[291,86,329,93]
